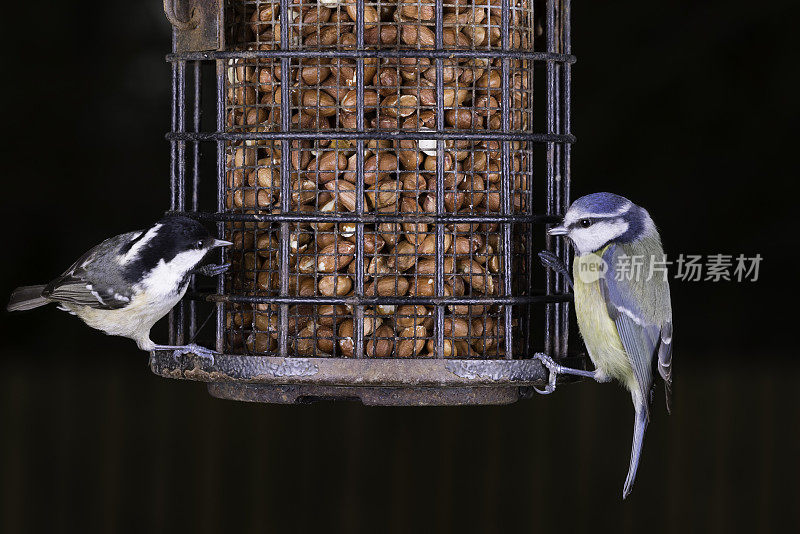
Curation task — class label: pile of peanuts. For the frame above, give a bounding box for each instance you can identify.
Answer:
[223,0,532,358]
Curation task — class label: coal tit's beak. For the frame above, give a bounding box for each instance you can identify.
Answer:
[547,225,568,236]
[211,239,233,248]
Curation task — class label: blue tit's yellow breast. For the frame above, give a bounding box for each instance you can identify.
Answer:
[573,252,636,388]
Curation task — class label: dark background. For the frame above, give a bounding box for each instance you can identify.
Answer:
[1,1,797,532]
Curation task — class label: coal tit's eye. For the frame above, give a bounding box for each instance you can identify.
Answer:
[579,218,592,228]
[195,240,205,250]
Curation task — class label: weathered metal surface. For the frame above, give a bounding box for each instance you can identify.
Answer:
[164,0,222,53]
[151,350,588,406]
[150,351,566,386]
[445,359,550,381]
[207,383,523,406]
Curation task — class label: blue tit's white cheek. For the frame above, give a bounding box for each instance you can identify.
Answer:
[140,248,208,296]
[569,219,630,255]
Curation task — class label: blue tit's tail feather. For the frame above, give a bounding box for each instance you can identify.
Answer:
[7,285,49,312]
[622,403,649,499]
[664,380,673,415]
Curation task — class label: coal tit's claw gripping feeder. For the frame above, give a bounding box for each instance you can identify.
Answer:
[153,0,579,405]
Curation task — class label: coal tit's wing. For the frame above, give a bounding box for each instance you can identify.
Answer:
[43,281,131,309]
[42,231,143,310]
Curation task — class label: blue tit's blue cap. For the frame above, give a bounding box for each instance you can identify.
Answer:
[571,192,634,217]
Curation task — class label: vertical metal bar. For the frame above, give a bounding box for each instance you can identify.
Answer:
[434,0,445,359]
[279,0,291,358]
[524,142,533,357]
[170,62,178,213]
[217,2,228,352]
[215,60,226,353]
[177,61,187,213]
[559,0,572,358]
[552,1,564,358]
[501,0,513,360]
[549,0,565,358]
[168,60,177,345]
[524,0,535,359]
[192,61,201,212]
[189,60,201,340]
[354,0,366,359]
[175,60,187,345]
[544,0,556,357]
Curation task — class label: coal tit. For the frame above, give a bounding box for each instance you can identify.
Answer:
[7,215,231,356]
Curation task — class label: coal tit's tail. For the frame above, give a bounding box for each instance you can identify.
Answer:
[7,285,49,312]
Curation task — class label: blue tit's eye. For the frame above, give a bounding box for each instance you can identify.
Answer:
[579,218,592,228]
[195,240,205,250]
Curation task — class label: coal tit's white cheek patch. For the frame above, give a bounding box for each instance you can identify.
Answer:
[570,219,629,255]
[141,248,208,296]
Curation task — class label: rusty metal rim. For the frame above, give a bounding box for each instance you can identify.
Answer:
[166,130,576,143]
[166,49,576,62]
[188,292,572,306]
[150,351,586,388]
[179,210,563,225]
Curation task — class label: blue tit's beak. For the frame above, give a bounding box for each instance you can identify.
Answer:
[212,239,233,248]
[548,225,568,236]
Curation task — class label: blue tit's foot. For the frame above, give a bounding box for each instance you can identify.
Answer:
[153,343,218,367]
[537,250,574,290]
[532,353,602,395]
[192,263,230,277]
[532,353,560,394]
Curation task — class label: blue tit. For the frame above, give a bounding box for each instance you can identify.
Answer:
[538,192,673,499]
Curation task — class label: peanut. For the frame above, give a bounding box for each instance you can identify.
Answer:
[318,274,353,296]
[317,241,356,272]
[366,325,395,358]
[397,326,427,358]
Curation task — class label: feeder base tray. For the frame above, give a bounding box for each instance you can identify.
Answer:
[207,383,523,406]
[150,350,587,406]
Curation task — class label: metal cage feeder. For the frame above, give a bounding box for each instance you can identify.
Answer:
[152,0,579,405]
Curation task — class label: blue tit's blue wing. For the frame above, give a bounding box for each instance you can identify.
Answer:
[600,244,665,419]
[658,321,673,413]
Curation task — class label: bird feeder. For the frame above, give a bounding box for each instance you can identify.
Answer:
[152,0,578,405]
